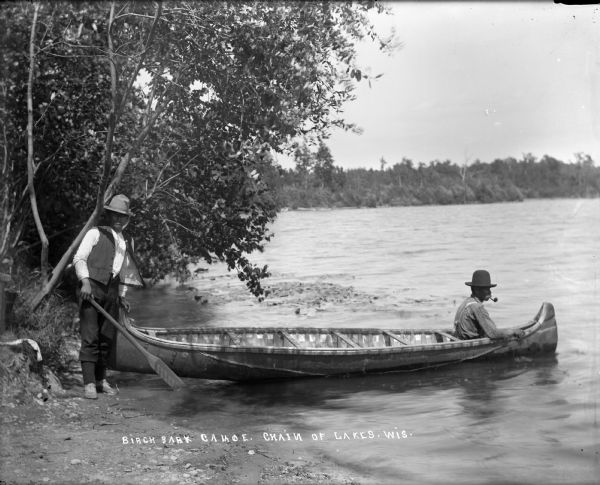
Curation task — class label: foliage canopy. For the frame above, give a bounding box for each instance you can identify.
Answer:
[1,1,394,298]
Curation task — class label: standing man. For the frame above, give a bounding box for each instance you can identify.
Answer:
[73,194,141,399]
[454,270,523,340]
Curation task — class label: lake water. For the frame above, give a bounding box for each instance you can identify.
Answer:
[126,198,599,484]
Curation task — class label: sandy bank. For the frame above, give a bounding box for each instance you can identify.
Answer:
[1,388,364,484]
[0,280,382,484]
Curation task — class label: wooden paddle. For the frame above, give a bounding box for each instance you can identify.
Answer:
[89,299,186,390]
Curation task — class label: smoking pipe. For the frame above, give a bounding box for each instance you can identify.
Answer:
[488,296,498,302]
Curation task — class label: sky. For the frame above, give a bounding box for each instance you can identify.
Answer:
[277,2,600,170]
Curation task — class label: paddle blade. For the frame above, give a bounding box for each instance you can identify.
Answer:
[145,353,186,389]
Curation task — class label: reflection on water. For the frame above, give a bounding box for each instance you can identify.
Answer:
[115,356,572,484]
[124,199,598,484]
[175,357,557,410]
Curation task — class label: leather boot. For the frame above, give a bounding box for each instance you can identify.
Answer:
[96,379,117,395]
[84,383,98,399]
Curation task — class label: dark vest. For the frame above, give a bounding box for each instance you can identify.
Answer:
[87,226,118,285]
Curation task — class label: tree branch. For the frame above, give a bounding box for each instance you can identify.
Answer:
[26,2,50,283]
[116,1,163,119]
[98,0,119,204]
[156,154,200,191]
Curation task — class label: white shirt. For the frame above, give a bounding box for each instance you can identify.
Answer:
[73,227,127,296]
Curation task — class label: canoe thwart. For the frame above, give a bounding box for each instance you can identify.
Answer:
[382,331,408,345]
[331,331,361,348]
[435,331,459,342]
[279,330,302,348]
[225,331,242,346]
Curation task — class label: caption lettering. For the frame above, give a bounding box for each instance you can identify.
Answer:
[122,428,413,445]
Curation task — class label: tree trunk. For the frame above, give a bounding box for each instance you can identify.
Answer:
[26,2,50,283]
[0,115,13,261]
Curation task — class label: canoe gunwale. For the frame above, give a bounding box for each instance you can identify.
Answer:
[120,302,552,357]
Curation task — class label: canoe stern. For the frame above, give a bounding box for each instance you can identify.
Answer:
[507,302,558,355]
[526,301,558,354]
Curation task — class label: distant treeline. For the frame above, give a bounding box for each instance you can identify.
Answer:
[265,148,600,209]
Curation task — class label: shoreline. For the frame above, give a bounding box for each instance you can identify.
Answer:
[0,280,383,484]
[0,370,367,485]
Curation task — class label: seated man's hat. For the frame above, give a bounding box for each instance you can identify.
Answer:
[465,269,496,288]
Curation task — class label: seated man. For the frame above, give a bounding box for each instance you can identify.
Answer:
[454,270,523,340]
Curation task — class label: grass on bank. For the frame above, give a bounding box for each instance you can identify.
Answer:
[5,267,78,372]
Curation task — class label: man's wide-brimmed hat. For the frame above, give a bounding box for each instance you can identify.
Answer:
[104,194,132,216]
[465,269,497,288]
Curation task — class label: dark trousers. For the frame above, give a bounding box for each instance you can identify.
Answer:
[78,278,119,384]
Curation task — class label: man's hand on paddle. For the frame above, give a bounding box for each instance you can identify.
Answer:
[80,278,93,301]
[500,329,525,340]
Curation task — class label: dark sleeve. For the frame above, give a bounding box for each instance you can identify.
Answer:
[472,305,506,339]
